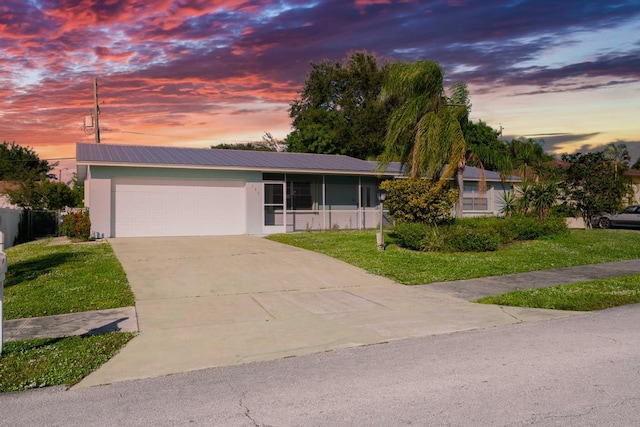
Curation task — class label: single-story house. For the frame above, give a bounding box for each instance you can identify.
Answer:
[76,142,516,238]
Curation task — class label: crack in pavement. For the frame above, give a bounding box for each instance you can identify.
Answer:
[499,306,523,323]
[239,394,261,427]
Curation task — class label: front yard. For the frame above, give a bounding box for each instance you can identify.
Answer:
[1,238,136,393]
[4,238,135,319]
[267,228,640,285]
[268,228,640,312]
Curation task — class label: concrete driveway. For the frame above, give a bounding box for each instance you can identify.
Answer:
[79,236,577,387]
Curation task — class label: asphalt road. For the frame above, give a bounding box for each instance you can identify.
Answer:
[2,304,639,426]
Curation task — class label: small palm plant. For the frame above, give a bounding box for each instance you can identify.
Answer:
[500,191,517,218]
[531,182,558,219]
[515,182,533,216]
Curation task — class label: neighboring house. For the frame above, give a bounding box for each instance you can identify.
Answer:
[624,169,640,204]
[76,142,517,238]
[459,167,517,217]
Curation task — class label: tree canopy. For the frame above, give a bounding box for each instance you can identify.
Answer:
[286,51,392,159]
[559,151,631,228]
[0,141,52,182]
[212,133,286,152]
[6,180,79,210]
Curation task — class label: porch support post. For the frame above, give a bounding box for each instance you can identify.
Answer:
[322,175,326,230]
[358,176,362,230]
[284,174,287,232]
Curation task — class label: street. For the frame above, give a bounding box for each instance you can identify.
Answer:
[2,304,639,426]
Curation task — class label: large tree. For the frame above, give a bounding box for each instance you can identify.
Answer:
[464,121,509,172]
[6,179,78,210]
[559,151,631,228]
[0,141,52,182]
[379,60,466,184]
[286,51,391,159]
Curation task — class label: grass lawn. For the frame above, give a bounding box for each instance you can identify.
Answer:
[267,228,640,285]
[0,332,134,393]
[4,238,135,319]
[476,273,640,311]
[1,238,137,393]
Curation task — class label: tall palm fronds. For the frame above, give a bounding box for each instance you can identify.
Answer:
[379,61,466,183]
[506,138,554,182]
[603,142,630,180]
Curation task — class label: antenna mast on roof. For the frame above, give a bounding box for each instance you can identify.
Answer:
[93,77,100,143]
[81,77,101,143]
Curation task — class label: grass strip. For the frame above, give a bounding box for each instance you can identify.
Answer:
[0,332,135,393]
[476,274,640,311]
[267,229,640,285]
[4,239,135,319]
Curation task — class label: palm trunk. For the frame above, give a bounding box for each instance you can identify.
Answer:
[456,160,465,218]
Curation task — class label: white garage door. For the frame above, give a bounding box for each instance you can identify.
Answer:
[114,178,246,237]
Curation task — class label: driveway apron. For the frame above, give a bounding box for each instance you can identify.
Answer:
[78,236,578,387]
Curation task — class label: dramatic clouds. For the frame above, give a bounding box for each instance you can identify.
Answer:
[2,0,639,165]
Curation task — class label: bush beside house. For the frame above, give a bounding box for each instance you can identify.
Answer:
[60,210,91,241]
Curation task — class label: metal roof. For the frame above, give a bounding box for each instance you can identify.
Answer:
[379,162,518,182]
[76,142,395,175]
[76,142,518,182]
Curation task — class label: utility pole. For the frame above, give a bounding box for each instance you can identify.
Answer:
[94,77,101,144]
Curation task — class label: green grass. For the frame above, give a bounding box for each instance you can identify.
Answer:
[4,239,135,319]
[267,229,640,285]
[476,274,640,311]
[0,332,135,393]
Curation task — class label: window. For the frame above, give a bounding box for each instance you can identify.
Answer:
[463,197,488,211]
[360,185,377,208]
[463,182,490,211]
[288,181,313,210]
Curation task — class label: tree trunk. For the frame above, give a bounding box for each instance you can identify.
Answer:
[456,160,465,218]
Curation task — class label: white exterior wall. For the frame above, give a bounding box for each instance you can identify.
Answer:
[245,182,263,235]
[85,166,113,238]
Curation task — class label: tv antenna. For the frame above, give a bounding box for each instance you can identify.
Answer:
[82,77,101,143]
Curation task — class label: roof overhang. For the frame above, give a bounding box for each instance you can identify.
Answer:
[76,160,401,180]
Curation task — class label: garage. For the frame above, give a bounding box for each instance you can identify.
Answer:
[113,178,246,237]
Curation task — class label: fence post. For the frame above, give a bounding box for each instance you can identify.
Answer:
[0,232,6,354]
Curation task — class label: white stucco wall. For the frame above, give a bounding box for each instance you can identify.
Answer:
[245,182,263,235]
[86,166,112,238]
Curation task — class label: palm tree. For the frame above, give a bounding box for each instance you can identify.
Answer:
[379,61,466,183]
[603,142,630,180]
[507,138,554,182]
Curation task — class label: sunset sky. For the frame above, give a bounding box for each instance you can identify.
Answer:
[2,0,639,181]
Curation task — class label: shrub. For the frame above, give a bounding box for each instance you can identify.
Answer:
[421,227,446,252]
[60,210,91,241]
[503,215,568,241]
[445,228,500,252]
[393,222,428,251]
[380,179,458,225]
[393,215,568,252]
[454,217,515,244]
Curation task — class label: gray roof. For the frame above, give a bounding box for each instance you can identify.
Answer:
[76,142,395,176]
[76,142,518,182]
[381,162,518,182]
